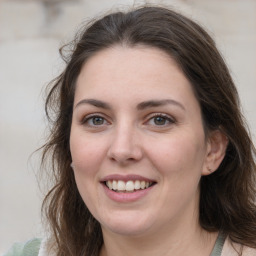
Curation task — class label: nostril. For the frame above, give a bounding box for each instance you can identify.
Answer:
[109,155,139,165]
[108,151,136,163]
[107,136,143,163]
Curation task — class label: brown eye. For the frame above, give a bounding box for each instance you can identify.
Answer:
[153,116,168,125]
[92,116,105,125]
[82,115,108,126]
[147,114,175,126]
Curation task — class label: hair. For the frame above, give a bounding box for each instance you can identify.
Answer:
[41,5,256,256]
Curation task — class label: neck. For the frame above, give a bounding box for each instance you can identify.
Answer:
[99,191,218,256]
[100,218,218,256]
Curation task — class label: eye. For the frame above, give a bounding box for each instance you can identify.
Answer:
[146,114,175,126]
[153,116,168,125]
[81,114,109,127]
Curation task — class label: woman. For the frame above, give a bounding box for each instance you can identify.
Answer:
[5,5,256,256]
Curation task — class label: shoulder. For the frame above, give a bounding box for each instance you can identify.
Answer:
[3,238,42,256]
[222,237,256,256]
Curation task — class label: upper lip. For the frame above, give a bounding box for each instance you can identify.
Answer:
[100,174,156,183]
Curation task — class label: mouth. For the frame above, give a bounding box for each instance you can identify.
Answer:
[103,180,156,193]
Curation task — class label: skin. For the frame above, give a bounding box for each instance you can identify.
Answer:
[70,45,227,256]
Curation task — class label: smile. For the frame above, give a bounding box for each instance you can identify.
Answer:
[105,180,154,192]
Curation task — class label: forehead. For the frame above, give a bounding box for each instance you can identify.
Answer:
[75,45,198,107]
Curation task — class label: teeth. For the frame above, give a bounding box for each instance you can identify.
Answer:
[126,181,134,191]
[106,180,113,190]
[117,180,126,191]
[134,180,141,190]
[112,180,117,190]
[105,180,153,192]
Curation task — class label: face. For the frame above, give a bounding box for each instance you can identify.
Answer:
[70,46,211,237]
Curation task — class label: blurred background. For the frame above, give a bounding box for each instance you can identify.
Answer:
[0,0,255,253]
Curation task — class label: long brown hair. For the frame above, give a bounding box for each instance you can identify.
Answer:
[42,5,256,255]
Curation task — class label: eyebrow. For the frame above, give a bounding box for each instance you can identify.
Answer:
[137,99,185,111]
[75,98,185,111]
[75,99,111,109]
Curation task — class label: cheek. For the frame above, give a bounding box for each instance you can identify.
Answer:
[69,132,103,201]
[70,135,102,212]
[70,131,106,174]
[148,131,206,177]
[150,133,206,212]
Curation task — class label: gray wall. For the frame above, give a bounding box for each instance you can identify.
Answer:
[1,0,255,253]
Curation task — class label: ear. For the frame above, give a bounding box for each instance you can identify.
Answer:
[202,130,229,176]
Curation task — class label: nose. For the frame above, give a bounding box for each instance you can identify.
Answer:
[107,123,143,165]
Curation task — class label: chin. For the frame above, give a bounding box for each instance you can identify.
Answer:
[104,223,152,237]
[99,211,154,237]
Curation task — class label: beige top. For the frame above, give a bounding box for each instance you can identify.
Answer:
[38,236,256,256]
[5,235,256,255]
[221,238,256,256]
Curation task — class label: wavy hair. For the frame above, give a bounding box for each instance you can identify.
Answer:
[41,5,256,255]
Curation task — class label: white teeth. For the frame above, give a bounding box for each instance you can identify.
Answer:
[140,181,146,189]
[134,180,141,190]
[126,181,134,191]
[106,180,113,190]
[112,180,117,190]
[105,180,153,192]
[117,180,126,191]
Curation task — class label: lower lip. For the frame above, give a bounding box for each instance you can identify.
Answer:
[102,183,155,203]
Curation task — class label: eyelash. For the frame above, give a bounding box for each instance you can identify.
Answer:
[145,113,175,127]
[81,113,175,128]
[81,114,109,127]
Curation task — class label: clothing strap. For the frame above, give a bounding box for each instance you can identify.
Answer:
[4,234,226,256]
[210,232,226,256]
[4,238,42,256]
